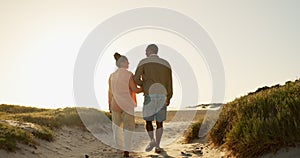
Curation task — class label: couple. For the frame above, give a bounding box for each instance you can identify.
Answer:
[108,44,173,157]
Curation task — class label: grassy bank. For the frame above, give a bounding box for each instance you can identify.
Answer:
[0,105,205,151]
[0,105,110,151]
[209,79,300,157]
[183,120,203,143]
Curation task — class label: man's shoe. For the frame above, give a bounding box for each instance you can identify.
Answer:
[145,139,156,152]
[123,151,129,157]
[154,147,162,154]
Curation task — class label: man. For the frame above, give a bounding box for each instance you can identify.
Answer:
[133,44,173,153]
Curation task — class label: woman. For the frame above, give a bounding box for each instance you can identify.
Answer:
[108,52,142,157]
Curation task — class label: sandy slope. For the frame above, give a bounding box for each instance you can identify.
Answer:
[259,147,300,158]
[0,126,119,158]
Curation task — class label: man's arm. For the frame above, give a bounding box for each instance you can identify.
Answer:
[133,63,143,86]
[166,67,173,106]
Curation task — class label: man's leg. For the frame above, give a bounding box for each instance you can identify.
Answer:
[155,121,163,148]
[143,95,157,152]
[145,120,156,152]
[146,121,154,140]
[154,95,167,153]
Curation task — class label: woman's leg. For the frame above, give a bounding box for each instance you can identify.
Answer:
[112,111,123,150]
[123,110,135,152]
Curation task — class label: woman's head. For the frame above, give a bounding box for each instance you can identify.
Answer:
[114,52,129,68]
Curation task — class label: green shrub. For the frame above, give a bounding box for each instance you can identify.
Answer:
[0,122,35,151]
[209,79,300,157]
[0,104,47,114]
[0,106,112,151]
[183,120,203,143]
[32,125,54,141]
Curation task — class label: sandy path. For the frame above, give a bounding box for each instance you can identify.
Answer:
[0,122,299,158]
[0,121,226,158]
[131,138,226,158]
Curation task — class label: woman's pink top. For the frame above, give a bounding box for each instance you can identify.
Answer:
[108,68,137,112]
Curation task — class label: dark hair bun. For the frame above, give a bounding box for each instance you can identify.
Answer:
[114,52,121,61]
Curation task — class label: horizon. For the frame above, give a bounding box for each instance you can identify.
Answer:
[1,1,300,110]
[0,102,222,113]
[0,76,296,111]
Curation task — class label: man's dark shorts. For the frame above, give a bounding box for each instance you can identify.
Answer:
[143,94,167,122]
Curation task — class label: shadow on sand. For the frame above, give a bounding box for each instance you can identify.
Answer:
[146,148,175,158]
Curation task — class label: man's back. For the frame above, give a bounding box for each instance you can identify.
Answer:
[134,54,173,101]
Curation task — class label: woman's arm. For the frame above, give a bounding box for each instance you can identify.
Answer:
[129,75,143,93]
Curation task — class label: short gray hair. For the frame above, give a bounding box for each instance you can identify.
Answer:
[146,44,158,54]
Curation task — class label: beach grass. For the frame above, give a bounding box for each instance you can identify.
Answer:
[0,103,205,152]
[183,120,203,143]
[3,77,298,157]
[0,121,35,151]
[0,105,110,151]
[209,78,300,157]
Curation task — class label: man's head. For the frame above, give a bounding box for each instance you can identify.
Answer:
[145,44,158,57]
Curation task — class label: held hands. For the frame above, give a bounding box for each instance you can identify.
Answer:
[109,106,111,113]
[138,85,143,94]
[166,100,170,106]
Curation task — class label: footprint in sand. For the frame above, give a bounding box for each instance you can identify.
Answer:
[146,155,160,158]
[181,151,192,157]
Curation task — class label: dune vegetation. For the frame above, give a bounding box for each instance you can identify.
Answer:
[209,79,300,157]
[1,79,299,157]
[183,120,203,143]
[0,105,110,151]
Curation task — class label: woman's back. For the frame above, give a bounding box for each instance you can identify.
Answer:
[110,68,136,112]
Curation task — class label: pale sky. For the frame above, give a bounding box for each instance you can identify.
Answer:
[1,0,299,110]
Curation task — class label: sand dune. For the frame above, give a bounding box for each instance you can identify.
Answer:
[0,126,119,158]
[1,110,299,158]
[0,124,226,158]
